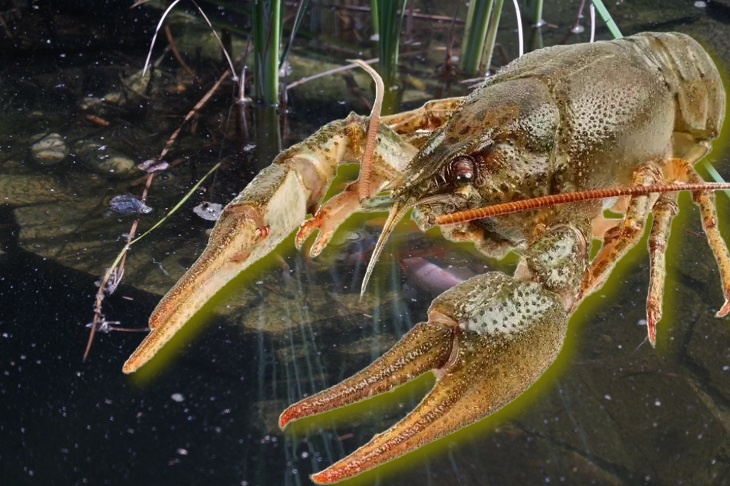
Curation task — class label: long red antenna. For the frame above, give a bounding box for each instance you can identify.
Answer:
[434,182,730,225]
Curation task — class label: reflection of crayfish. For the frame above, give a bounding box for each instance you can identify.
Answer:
[124,32,729,483]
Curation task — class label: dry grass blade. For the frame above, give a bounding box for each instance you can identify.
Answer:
[190,0,237,80]
[142,0,183,76]
[286,58,378,91]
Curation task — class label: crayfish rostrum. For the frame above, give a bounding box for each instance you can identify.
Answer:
[123,32,729,483]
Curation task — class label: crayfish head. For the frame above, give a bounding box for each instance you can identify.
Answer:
[361,79,560,295]
[393,77,559,240]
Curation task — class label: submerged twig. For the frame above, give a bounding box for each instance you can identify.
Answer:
[84,69,230,362]
[164,24,198,82]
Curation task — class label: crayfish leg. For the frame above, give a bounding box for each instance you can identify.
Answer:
[647,192,679,345]
[669,158,730,318]
[578,163,664,302]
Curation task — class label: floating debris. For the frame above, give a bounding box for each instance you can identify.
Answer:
[193,202,223,221]
[95,266,125,295]
[30,133,68,166]
[137,159,169,173]
[109,194,153,215]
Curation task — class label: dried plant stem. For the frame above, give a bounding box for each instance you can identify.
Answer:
[286,58,378,91]
[84,70,230,362]
[164,24,198,82]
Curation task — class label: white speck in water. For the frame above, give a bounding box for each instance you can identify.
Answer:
[171,393,185,403]
[723,365,729,372]
[177,448,188,456]
[637,319,647,327]
[694,1,707,8]
[654,399,662,407]
[301,451,309,459]
[604,394,612,401]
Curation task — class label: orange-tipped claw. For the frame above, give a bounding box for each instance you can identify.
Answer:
[281,272,569,483]
[716,298,730,318]
[279,318,454,429]
[646,309,658,348]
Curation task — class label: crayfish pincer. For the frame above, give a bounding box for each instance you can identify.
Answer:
[124,32,728,483]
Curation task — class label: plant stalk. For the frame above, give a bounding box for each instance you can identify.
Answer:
[253,0,282,106]
[459,0,494,76]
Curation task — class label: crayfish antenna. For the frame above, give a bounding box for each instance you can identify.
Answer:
[435,182,730,226]
[347,59,384,201]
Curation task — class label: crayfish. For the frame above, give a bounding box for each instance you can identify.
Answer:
[123,32,729,483]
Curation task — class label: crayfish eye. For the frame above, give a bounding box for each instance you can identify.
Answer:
[449,156,475,185]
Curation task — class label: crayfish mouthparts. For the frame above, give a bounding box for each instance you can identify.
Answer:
[359,199,413,298]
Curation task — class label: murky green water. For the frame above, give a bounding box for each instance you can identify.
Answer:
[2,1,730,485]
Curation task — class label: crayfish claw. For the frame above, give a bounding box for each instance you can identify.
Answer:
[717,299,730,319]
[279,318,454,429]
[286,272,569,483]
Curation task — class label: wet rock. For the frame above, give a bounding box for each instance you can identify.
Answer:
[103,70,151,106]
[0,175,70,205]
[30,133,68,166]
[74,140,138,179]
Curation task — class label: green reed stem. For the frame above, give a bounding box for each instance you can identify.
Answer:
[370,0,379,37]
[375,0,406,85]
[591,0,622,39]
[459,0,494,76]
[253,0,282,105]
[373,0,406,113]
[280,0,311,70]
[482,0,504,73]
[530,0,544,26]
